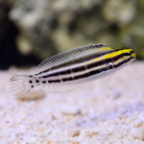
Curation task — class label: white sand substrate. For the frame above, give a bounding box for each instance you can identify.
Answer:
[0,62,144,144]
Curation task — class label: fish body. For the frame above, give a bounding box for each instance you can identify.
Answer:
[11,43,136,99]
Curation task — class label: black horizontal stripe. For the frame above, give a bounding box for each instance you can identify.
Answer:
[41,52,124,79]
[36,50,116,75]
[112,54,123,62]
[59,69,71,75]
[48,79,61,83]
[74,73,89,80]
[60,55,131,82]
[87,60,104,69]
[48,73,59,77]
[47,56,133,83]
[86,53,124,71]
[73,68,104,81]
[42,69,71,78]
[62,77,73,82]
[124,53,130,56]
[62,57,130,82]
[86,54,123,70]
[72,66,86,72]
[86,58,113,70]
[61,69,101,82]
[114,57,132,68]
[89,69,100,76]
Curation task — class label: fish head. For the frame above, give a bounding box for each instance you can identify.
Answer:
[122,49,136,61]
[116,48,136,61]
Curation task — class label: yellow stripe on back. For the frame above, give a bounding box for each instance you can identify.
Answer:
[87,47,113,64]
[85,49,132,65]
[104,49,133,61]
[104,51,123,59]
[85,57,104,65]
[103,49,132,60]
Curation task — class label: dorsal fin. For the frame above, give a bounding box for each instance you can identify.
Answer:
[35,43,111,73]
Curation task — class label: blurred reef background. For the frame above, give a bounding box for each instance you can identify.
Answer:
[0,0,144,69]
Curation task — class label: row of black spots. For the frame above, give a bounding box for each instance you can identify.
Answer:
[29,79,61,84]
[29,79,39,88]
[35,79,61,84]
[29,79,40,83]
[28,80,34,88]
[72,66,86,73]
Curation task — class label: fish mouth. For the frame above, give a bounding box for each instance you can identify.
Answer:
[131,52,136,59]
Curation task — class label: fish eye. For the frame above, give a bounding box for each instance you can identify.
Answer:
[123,53,130,57]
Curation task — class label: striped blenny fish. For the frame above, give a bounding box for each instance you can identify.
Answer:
[11,43,136,99]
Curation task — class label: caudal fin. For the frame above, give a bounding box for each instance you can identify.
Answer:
[10,75,32,99]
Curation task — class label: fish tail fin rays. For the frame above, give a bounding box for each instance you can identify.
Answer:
[10,75,32,99]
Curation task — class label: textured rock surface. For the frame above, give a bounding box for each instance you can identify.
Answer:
[0,62,144,143]
[9,0,144,60]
